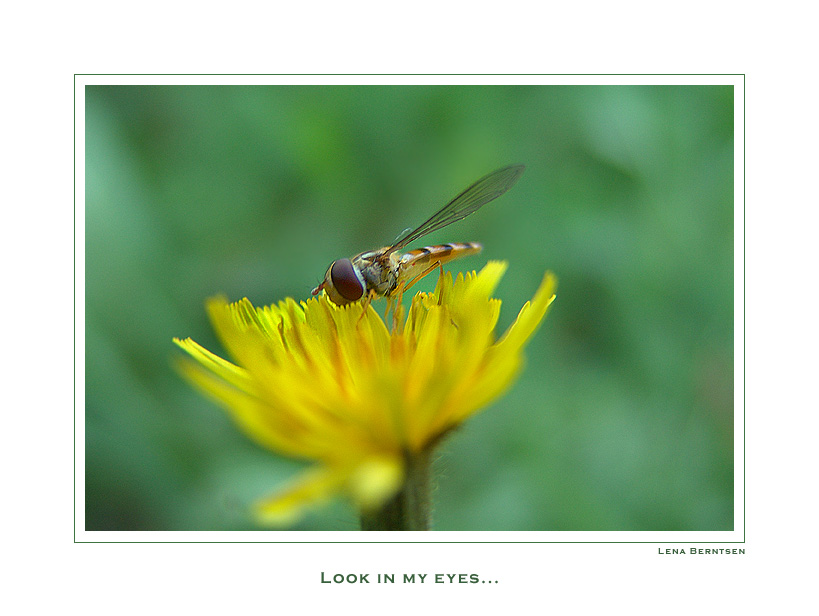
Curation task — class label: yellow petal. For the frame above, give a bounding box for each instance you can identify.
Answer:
[174,357,313,458]
[253,455,404,526]
[253,465,350,526]
[495,271,557,353]
[172,337,253,394]
[347,455,405,511]
[175,263,556,527]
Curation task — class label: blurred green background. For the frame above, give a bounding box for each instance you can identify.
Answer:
[85,84,734,531]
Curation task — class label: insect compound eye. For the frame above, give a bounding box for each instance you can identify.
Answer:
[329,258,365,303]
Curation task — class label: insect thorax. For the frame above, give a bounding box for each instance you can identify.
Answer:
[353,249,400,296]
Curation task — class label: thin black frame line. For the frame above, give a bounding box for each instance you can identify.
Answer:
[75,76,744,542]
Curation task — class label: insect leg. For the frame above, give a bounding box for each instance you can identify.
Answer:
[356,289,377,326]
[436,261,445,304]
[390,281,407,332]
[402,261,442,294]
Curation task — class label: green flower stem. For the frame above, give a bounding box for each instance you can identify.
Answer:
[361,450,432,531]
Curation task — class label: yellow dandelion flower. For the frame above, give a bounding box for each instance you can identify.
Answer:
[173,262,556,529]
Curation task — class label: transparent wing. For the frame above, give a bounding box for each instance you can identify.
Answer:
[389,164,525,251]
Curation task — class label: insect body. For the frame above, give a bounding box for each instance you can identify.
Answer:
[312,164,525,306]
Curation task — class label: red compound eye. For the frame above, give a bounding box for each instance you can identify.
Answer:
[330,258,364,302]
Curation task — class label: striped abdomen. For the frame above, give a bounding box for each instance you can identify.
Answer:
[397,242,482,283]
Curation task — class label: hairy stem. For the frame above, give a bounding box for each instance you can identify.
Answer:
[361,450,432,531]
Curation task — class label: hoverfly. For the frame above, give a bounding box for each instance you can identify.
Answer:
[312,164,525,307]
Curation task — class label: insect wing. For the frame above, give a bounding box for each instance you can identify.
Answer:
[389,164,525,251]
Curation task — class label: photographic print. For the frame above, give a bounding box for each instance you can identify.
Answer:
[82,81,735,533]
